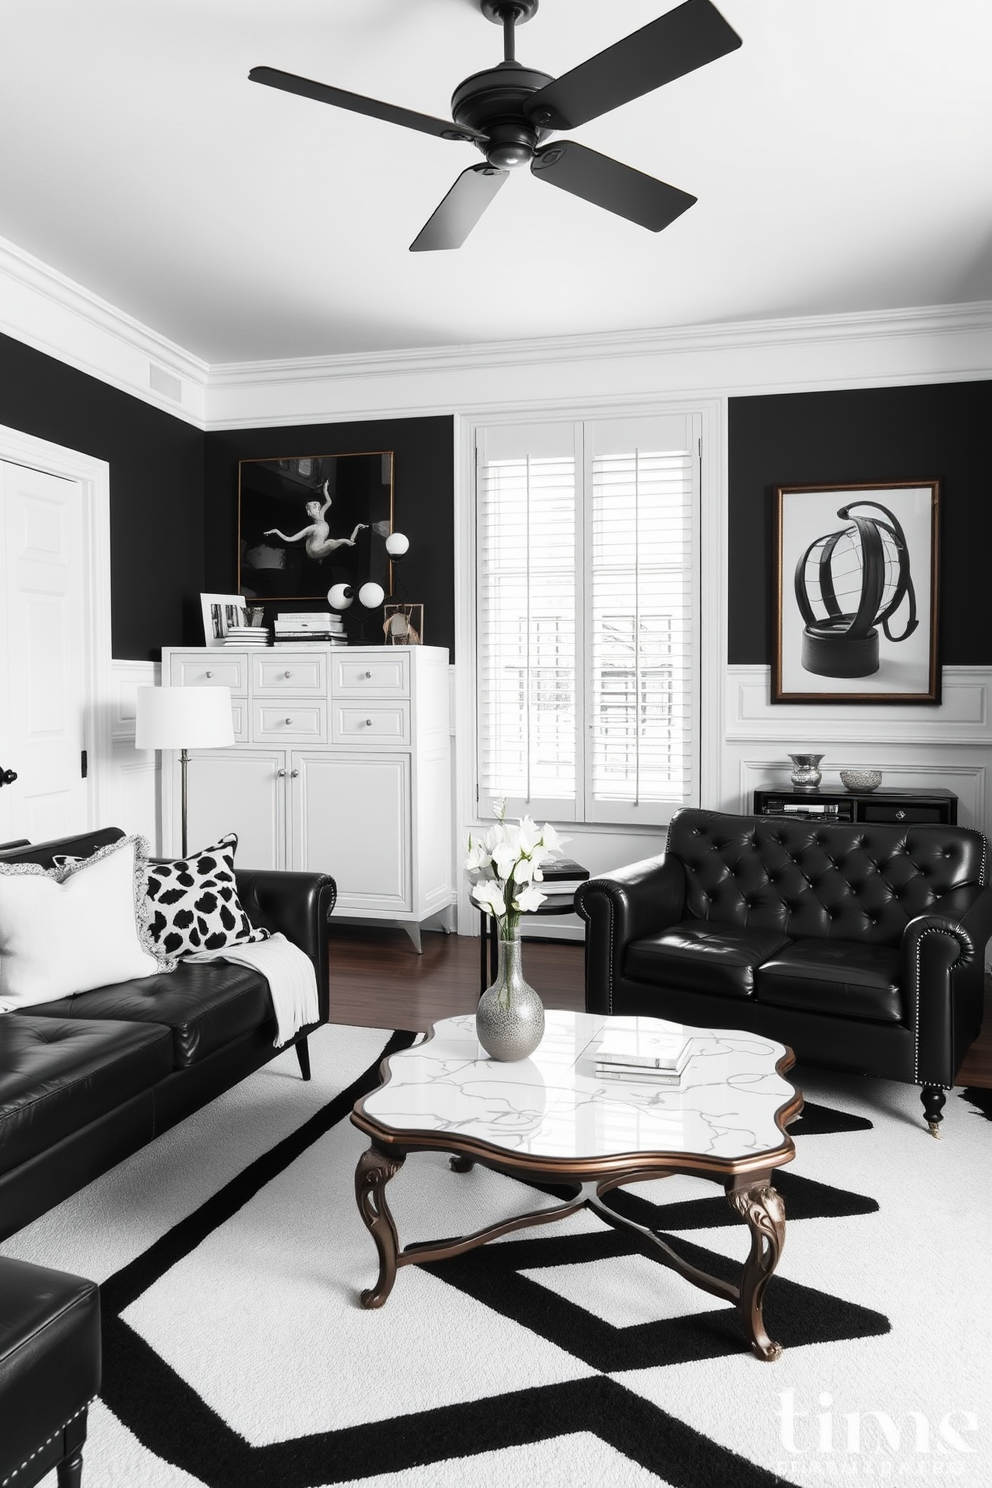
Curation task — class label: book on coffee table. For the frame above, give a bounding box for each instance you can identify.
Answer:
[594,1020,691,1072]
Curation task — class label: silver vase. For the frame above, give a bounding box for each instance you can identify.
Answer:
[476,935,545,1062]
[788,752,825,791]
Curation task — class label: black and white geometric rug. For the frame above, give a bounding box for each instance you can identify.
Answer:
[4,1025,989,1488]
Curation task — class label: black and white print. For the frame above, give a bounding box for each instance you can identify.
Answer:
[144,833,268,958]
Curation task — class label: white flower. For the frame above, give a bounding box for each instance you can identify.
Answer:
[471,879,507,917]
[465,836,492,873]
[513,884,546,914]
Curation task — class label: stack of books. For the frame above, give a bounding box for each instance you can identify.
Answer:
[593,1022,692,1085]
[272,613,347,646]
[224,625,269,648]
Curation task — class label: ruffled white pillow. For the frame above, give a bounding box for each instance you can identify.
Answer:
[0,834,168,1011]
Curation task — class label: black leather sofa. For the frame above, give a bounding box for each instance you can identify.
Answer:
[0,826,336,1240]
[575,808,992,1135]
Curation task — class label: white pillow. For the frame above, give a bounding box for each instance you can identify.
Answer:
[0,834,167,1010]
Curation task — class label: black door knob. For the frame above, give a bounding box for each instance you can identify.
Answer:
[0,767,17,787]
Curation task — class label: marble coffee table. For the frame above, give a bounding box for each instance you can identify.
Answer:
[351,1010,802,1360]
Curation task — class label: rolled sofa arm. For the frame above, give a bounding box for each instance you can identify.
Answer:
[574,855,686,1015]
[236,870,337,1024]
[901,888,992,1086]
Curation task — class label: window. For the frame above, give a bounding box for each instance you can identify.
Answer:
[476,413,699,826]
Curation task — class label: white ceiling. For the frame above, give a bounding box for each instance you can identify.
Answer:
[2,0,990,365]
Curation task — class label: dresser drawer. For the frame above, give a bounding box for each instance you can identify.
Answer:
[331,653,409,698]
[251,702,328,744]
[170,653,248,694]
[253,652,327,696]
[331,702,410,745]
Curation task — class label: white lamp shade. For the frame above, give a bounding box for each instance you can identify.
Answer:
[135,686,235,750]
[358,582,385,608]
[327,583,354,610]
[385,531,409,557]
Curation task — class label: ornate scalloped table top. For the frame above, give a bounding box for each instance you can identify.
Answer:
[359,1011,798,1166]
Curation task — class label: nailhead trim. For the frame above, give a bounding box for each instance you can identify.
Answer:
[912,924,966,1084]
[1,1400,93,1486]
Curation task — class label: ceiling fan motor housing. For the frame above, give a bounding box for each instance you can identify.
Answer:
[451,61,553,168]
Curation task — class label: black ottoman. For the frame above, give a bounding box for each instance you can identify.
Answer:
[0,1258,100,1488]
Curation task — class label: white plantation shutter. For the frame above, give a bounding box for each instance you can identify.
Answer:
[586,416,697,823]
[477,423,580,820]
[476,414,699,826]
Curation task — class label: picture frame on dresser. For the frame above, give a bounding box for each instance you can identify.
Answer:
[772,480,940,704]
[200,592,249,648]
[237,451,394,603]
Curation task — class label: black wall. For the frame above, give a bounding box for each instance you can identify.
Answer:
[0,331,204,660]
[203,416,456,656]
[728,380,992,665]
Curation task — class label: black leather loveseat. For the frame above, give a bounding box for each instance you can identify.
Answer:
[0,826,336,1240]
[576,808,992,1135]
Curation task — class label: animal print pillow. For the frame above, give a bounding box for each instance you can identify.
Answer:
[145,833,269,958]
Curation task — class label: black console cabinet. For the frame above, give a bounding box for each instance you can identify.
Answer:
[753,787,958,826]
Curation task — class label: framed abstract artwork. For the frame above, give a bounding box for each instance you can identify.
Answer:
[772,480,940,704]
[237,451,394,602]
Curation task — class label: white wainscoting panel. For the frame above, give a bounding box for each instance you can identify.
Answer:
[719,666,992,837]
[110,660,160,847]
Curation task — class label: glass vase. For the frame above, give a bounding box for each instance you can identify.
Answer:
[476,933,545,1062]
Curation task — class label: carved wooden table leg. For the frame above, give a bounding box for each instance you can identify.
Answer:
[355,1144,405,1308]
[449,1155,475,1172]
[727,1180,786,1361]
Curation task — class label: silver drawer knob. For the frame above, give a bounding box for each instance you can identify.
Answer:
[277,768,286,777]
[284,670,292,678]
[365,670,373,678]
[291,769,299,778]
[366,718,373,726]
[896,809,906,820]
[285,717,293,725]
[205,671,213,678]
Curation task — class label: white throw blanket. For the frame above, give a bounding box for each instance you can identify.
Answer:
[185,933,319,1047]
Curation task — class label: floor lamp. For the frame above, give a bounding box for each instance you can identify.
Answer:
[135,686,235,857]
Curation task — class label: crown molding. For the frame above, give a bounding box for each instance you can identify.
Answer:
[0,234,208,425]
[207,300,992,391]
[2,226,989,430]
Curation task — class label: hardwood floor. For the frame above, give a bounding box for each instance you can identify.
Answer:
[328,925,992,1090]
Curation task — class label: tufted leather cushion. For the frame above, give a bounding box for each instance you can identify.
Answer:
[0,1258,100,1484]
[756,939,903,1022]
[0,1016,172,1175]
[625,920,792,999]
[20,961,273,1069]
[666,810,985,946]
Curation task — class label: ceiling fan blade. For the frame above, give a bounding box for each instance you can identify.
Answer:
[524,0,741,132]
[410,164,508,252]
[531,141,696,232]
[249,66,487,144]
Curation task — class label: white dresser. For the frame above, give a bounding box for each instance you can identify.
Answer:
[160,644,454,948]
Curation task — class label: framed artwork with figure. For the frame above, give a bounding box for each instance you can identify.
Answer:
[238,451,394,602]
[772,480,940,704]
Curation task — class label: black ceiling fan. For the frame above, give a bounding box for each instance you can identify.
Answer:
[249,0,741,252]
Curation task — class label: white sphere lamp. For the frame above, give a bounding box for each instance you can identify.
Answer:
[327,583,354,610]
[384,531,410,558]
[358,582,385,608]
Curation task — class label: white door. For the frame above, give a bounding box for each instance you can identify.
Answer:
[182,748,287,870]
[0,460,89,844]
[292,751,411,914]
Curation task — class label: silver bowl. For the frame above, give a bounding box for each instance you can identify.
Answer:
[839,769,882,793]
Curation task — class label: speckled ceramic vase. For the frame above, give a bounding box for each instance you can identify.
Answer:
[476,936,545,1062]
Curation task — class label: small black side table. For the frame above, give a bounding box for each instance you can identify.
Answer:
[479,857,590,994]
[753,787,957,826]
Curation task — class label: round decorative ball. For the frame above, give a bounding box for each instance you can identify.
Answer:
[839,770,883,792]
[385,531,410,557]
[358,581,385,608]
[327,583,354,610]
